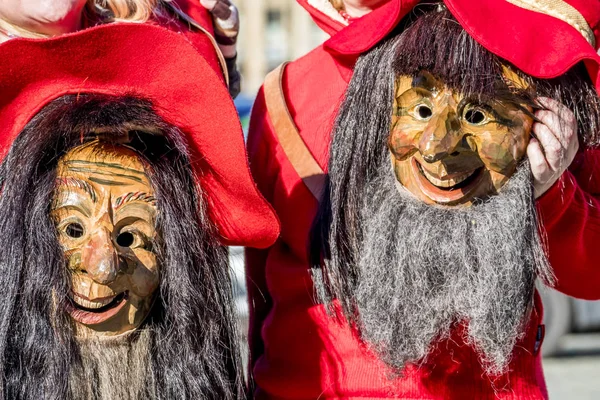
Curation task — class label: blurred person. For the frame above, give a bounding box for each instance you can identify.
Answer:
[0,0,241,97]
[246,0,600,398]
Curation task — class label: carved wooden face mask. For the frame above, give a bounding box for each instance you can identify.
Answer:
[52,141,158,337]
[389,70,533,205]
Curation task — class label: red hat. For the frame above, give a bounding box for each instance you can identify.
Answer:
[0,22,280,249]
[324,0,600,90]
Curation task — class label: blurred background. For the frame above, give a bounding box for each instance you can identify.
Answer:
[229,2,600,398]
[233,0,327,131]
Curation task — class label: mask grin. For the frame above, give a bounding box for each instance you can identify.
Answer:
[411,157,486,203]
[66,290,129,326]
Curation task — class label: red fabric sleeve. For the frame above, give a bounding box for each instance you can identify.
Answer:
[537,148,600,300]
[244,86,277,372]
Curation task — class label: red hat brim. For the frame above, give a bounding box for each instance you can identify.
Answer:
[324,0,600,90]
[0,23,280,249]
[444,0,600,84]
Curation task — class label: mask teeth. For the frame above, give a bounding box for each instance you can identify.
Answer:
[71,293,116,309]
[421,167,474,188]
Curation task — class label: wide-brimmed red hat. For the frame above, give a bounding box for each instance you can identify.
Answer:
[0,22,279,249]
[324,0,600,90]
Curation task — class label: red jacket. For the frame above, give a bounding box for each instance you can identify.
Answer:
[246,2,600,399]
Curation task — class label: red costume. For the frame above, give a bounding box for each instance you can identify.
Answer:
[0,16,278,398]
[246,0,600,398]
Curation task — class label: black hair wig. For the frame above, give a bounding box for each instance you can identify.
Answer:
[311,3,600,322]
[0,94,244,399]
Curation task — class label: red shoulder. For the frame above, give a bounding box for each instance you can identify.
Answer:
[281,46,350,170]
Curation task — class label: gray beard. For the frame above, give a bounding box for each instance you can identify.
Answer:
[354,162,552,375]
[69,329,153,400]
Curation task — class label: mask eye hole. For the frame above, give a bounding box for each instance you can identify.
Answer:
[116,232,135,247]
[415,104,433,120]
[464,108,488,125]
[65,223,84,239]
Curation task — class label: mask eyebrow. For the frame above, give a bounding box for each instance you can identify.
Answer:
[63,160,146,176]
[114,192,156,210]
[55,177,98,203]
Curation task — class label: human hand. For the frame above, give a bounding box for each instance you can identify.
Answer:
[527,97,579,198]
[199,0,238,58]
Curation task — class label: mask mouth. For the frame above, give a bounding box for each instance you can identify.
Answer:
[413,158,485,203]
[66,291,128,325]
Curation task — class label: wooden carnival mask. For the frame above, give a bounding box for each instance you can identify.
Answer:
[52,141,158,337]
[389,70,533,205]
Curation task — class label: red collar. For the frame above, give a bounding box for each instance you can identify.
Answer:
[296,0,347,36]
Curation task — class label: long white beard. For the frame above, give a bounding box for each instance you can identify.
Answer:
[353,162,552,375]
[69,329,152,400]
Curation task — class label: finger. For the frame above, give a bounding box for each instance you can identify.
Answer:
[537,97,577,134]
[527,138,552,183]
[536,97,572,120]
[532,122,565,172]
[536,110,579,158]
[535,109,575,150]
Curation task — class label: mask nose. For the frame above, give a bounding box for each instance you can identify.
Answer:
[419,106,462,163]
[81,227,121,285]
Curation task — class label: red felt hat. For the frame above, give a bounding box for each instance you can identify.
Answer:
[325,0,600,90]
[0,22,280,249]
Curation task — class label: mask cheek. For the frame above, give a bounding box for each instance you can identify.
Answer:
[127,250,159,298]
[478,144,524,194]
[389,120,423,160]
[476,129,524,175]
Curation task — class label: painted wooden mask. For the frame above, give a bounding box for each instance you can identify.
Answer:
[52,141,158,337]
[389,70,534,205]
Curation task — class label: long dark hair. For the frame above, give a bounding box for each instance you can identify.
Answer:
[0,95,244,399]
[311,4,600,322]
